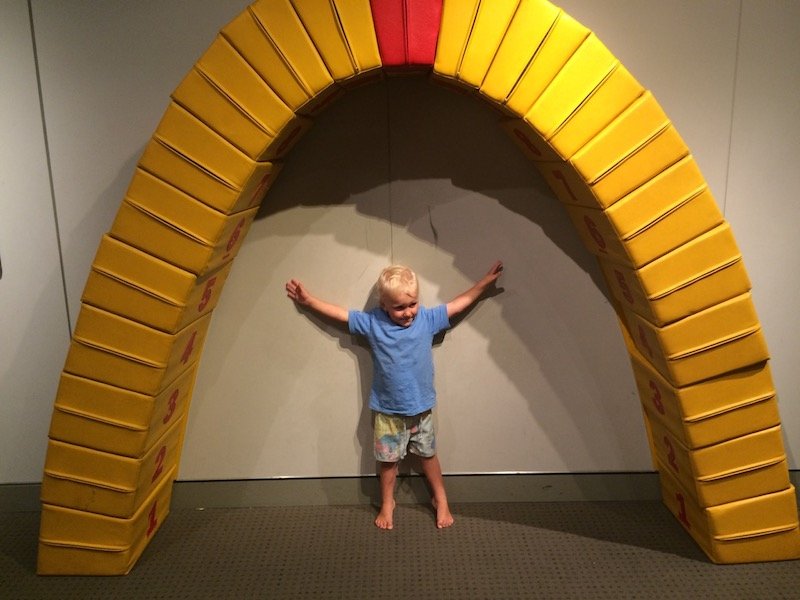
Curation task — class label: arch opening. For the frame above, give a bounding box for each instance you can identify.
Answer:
[37,0,799,574]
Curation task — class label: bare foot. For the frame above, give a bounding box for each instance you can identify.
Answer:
[375,501,395,530]
[432,498,454,529]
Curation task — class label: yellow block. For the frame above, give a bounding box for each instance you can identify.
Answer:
[647,414,789,507]
[565,155,723,267]
[458,0,519,89]
[248,0,337,104]
[599,223,752,326]
[64,306,212,396]
[197,34,301,132]
[172,52,301,163]
[630,350,779,449]
[83,235,232,333]
[569,92,690,209]
[49,367,196,458]
[292,0,382,84]
[221,8,313,112]
[38,467,176,575]
[624,292,769,386]
[544,65,643,161]
[432,0,480,83]
[505,10,589,117]
[41,415,185,518]
[525,34,616,137]
[659,471,800,564]
[480,0,561,106]
[111,169,258,276]
[140,102,283,214]
[502,66,642,165]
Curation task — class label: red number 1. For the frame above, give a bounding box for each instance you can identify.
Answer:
[552,169,580,204]
[675,493,691,529]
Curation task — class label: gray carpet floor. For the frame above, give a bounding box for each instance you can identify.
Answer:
[3,501,799,599]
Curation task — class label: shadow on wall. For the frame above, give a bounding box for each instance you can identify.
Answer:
[194,74,646,482]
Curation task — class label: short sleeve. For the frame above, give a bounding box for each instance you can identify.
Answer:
[424,304,450,334]
[348,309,370,335]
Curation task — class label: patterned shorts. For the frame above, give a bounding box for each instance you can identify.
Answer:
[373,410,436,463]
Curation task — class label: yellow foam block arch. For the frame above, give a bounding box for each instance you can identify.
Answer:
[38,0,799,574]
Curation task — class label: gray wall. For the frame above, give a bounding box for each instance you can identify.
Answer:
[1,0,797,483]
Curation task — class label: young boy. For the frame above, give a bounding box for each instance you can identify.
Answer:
[285,260,503,529]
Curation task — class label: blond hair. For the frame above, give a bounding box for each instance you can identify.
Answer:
[377,265,418,301]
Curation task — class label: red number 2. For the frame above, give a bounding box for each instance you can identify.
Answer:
[151,445,167,483]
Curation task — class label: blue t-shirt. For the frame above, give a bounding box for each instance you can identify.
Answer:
[348,304,450,416]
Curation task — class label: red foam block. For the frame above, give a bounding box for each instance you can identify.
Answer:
[370,0,442,67]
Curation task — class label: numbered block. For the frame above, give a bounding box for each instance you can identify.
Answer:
[290,0,382,86]
[64,305,212,396]
[479,0,561,107]
[38,466,176,575]
[140,103,284,214]
[172,45,303,163]
[500,119,564,162]
[534,157,594,202]
[624,292,769,386]
[648,413,789,507]
[41,415,185,518]
[110,169,258,276]
[659,470,800,563]
[522,36,644,161]
[630,350,780,450]
[568,92,691,210]
[49,366,196,457]
[600,222,751,326]
[565,155,724,268]
[370,0,442,68]
[83,235,232,334]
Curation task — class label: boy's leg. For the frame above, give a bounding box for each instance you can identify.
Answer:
[419,455,454,529]
[376,461,397,529]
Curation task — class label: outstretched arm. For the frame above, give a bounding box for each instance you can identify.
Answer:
[285,279,349,324]
[446,260,504,319]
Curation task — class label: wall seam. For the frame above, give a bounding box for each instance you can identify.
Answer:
[721,0,745,217]
[385,80,395,265]
[27,0,73,334]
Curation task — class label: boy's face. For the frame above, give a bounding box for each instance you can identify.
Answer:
[381,289,419,327]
